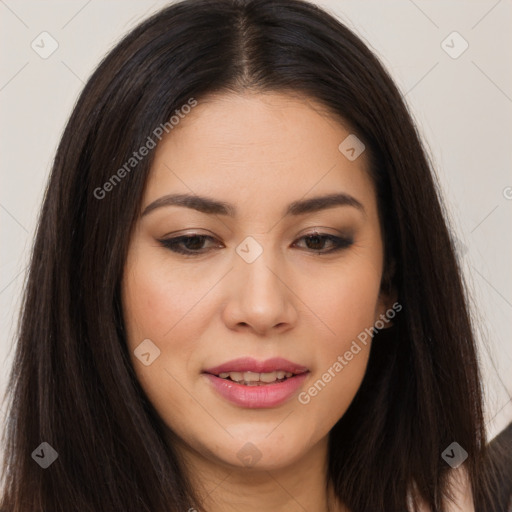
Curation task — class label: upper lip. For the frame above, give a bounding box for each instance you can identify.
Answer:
[203,357,309,376]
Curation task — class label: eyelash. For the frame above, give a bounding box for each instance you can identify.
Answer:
[157,232,354,257]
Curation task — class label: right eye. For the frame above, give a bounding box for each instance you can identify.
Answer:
[158,234,223,256]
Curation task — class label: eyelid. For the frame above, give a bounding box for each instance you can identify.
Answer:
[162,226,352,240]
[295,225,352,238]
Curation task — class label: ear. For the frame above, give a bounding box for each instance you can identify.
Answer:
[375,258,399,328]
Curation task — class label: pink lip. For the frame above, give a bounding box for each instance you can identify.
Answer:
[203,357,308,375]
[203,373,309,408]
[202,357,310,409]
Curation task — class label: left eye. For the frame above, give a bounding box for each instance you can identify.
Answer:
[158,233,353,256]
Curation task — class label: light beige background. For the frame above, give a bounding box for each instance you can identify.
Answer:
[1,0,511,461]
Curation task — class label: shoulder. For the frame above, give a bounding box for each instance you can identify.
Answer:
[411,466,474,512]
[443,466,474,512]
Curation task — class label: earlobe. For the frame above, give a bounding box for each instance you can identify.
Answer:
[380,257,396,296]
[375,293,398,329]
[376,258,398,328]
[376,286,399,329]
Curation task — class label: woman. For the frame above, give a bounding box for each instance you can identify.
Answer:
[0,0,508,510]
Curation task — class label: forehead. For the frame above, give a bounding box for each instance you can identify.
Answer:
[144,91,377,220]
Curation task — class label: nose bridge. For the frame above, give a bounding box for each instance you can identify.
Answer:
[223,234,296,332]
[235,234,282,298]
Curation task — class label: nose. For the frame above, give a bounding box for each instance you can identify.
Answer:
[221,241,298,336]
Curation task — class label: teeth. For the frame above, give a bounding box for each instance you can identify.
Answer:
[228,371,243,381]
[217,370,294,384]
[260,371,277,383]
[243,371,260,382]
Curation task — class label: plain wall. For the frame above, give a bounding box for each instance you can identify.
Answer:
[1,0,511,463]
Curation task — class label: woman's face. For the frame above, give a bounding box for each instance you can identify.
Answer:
[122,91,394,471]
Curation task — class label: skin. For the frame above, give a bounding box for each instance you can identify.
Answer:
[121,91,470,511]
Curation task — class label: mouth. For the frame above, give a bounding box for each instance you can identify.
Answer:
[202,357,309,407]
[203,356,309,387]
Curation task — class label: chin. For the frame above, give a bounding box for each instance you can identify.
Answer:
[209,434,312,472]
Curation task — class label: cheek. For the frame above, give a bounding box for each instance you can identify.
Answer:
[121,252,215,427]
[308,258,382,348]
[121,248,223,408]
[297,259,381,418]
[123,266,186,340]
[122,248,218,351]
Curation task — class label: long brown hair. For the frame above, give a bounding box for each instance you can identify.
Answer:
[0,0,506,510]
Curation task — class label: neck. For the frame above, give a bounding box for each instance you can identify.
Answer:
[171,434,347,512]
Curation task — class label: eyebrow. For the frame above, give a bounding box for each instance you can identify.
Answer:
[141,192,365,218]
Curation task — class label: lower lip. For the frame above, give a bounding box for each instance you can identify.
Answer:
[203,373,309,408]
